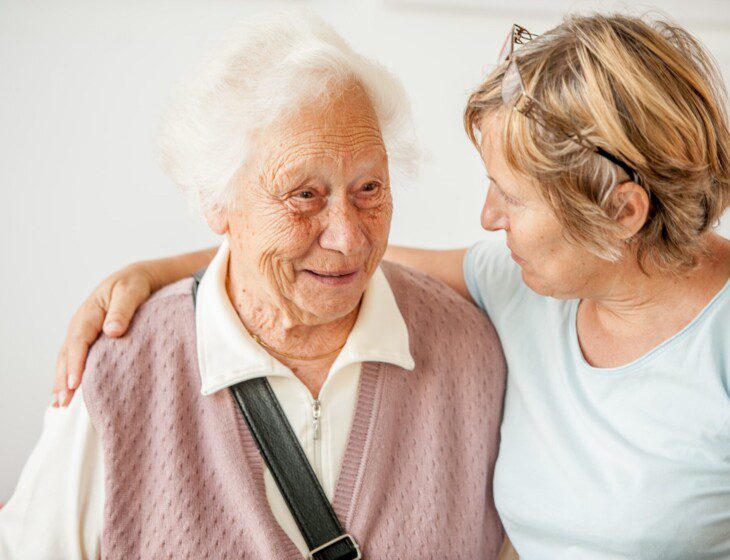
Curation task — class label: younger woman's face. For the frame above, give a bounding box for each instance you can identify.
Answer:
[478,118,609,299]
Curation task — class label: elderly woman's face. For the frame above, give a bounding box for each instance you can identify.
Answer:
[222,85,391,325]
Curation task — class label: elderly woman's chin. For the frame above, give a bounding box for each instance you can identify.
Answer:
[286,263,377,324]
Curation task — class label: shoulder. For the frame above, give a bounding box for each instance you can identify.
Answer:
[697,280,730,380]
[90,277,195,353]
[81,278,197,399]
[381,259,484,319]
[463,237,528,316]
[380,260,503,358]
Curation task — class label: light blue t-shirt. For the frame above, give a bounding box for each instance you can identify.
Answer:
[464,237,730,560]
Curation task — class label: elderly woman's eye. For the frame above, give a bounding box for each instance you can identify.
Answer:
[362,181,380,193]
[295,190,315,199]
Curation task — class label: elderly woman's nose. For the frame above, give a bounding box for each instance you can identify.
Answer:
[319,204,369,256]
[481,188,508,231]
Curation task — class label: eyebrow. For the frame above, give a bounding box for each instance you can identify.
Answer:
[486,174,506,193]
[487,174,521,201]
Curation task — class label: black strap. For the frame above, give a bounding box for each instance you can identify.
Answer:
[231,380,360,560]
[192,268,360,560]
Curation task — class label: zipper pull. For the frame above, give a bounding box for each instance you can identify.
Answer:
[312,399,321,441]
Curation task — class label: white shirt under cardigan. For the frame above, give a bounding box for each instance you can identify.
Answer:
[0,240,415,559]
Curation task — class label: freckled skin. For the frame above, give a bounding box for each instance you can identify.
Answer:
[479,118,607,299]
[212,83,391,389]
[479,116,730,370]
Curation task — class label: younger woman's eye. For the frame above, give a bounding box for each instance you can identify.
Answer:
[296,190,315,199]
[499,189,518,205]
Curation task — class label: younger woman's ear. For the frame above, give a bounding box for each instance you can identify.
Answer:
[611,181,650,240]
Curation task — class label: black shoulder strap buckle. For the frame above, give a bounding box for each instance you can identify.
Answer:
[308,534,361,560]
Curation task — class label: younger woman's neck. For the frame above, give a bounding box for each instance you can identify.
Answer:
[574,234,729,368]
[585,234,730,331]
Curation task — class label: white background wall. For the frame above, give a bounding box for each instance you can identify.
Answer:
[1,0,728,500]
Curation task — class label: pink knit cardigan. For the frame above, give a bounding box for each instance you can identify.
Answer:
[83,261,506,559]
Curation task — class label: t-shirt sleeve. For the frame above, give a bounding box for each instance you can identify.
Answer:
[463,236,527,324]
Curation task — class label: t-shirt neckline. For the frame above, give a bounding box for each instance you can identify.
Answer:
[569,276,730,375]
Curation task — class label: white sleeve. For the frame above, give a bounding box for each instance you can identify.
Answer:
[0,385,104,560]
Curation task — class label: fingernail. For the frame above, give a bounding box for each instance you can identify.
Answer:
[58,389,67,406]
[67,375,77,390]
[51,392,59,407]
[105,321,123,334]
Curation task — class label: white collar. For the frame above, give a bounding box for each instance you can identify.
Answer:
[195,238,415,396]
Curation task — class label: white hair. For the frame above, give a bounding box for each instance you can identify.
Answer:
[155,9,420,215]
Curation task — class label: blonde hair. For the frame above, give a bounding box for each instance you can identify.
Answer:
[465,13,730,271]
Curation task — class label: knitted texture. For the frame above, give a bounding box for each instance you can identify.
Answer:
[83,261,506,559]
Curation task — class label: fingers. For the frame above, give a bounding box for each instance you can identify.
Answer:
[102,278,150,338]
[50,298,105,407]
[51,349,67,408]
[52,348,76,407]
[50,271,153,408]
[65,300,108,392]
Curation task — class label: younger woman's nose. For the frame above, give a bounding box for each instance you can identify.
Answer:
[481,188,509,231]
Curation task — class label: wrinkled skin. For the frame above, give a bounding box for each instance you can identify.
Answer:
[209,81,392,359]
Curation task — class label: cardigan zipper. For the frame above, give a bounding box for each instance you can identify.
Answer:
[312,398,322,475]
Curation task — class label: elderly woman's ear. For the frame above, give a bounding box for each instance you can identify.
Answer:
[611,181,650,240]
[204,205,229,235]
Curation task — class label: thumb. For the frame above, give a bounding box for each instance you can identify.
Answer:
[102,278,151,337]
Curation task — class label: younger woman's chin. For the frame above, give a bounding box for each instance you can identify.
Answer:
[520,268,551,297]
[521,269,579,300]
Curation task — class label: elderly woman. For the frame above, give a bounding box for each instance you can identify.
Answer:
[0,12,507,559]
[49,12,730,559]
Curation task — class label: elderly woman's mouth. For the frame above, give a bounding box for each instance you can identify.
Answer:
[303,268,361,286]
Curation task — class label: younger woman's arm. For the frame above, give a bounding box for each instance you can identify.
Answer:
[385,246,470,300]
[53,246,217,406]
[53,245,472,406]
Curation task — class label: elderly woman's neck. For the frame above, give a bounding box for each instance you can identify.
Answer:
[225,265,358,391]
